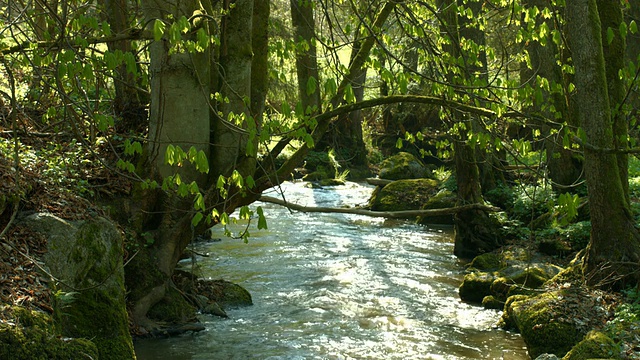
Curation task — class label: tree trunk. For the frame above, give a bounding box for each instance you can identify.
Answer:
[566,0,640,288]
[437,0,502,258]
[290,0,321,116]
[597,0,629,202]
[131,0,211,329]
[524,0,582,190]
[212,0,255,178]
[102,0,147,131]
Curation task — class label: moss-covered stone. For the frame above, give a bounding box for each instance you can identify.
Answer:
[23,213,135,359]
[369,179,439,212]
[499,295,531,330]
[459,271,496,303]
[378,152,431,180]
[508,292,585,358]
[468,252,504,271]
[482,295,505,310]
[417,190,456,225]
[147,286,197,323]
[319,178,346,186]
[0,306,99,360]
[562,331,621,360]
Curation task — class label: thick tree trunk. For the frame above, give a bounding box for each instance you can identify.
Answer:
[597,0,629,202]
[567,0,640,288]
[290,0,321,116]
[132,0,211,329]
[212,0,255,178]
[521,0,582,190]
[437,0,502,258]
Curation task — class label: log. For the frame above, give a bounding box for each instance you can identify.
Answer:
[365,178,393,186]
[258,196,500,219]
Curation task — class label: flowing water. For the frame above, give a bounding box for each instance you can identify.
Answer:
[135,182,529,359]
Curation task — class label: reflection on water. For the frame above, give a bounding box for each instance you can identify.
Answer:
[135,182,528,359]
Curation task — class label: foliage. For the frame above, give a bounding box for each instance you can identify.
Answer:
[511,183,556,223]
[604,286,640,356]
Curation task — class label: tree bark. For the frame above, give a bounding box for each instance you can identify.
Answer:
[437,0,502,258]
[102,0,146,130]
[566,0,640,288]
[290,0,321,116]
[212,0,255,178]
[132,0,211,329]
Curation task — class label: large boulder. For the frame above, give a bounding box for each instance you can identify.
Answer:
[23,213,135,359]
[378,152,431,180]
[458,248,563,306]
[507,292,584,358]
[417,189,456,225]
[369,178,439,211]
[562,331,620,360]
[0,305,98,359]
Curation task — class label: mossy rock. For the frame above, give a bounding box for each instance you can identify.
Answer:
[502,264,563,289]
[369,179,439,212]
[538,238,572,257]
[319,178,346,186]
[499,294,531,330]
[562,331,621,360]
[197,279,253,309]
[417,190,456,225]
[467,252,504,271]
[0,306,98,360]
[508,292,585,358]
[482,295,505,310]
[24,213,135,359]
[458,271,496,303]
[148,286,197,323]
[378,152,431,180]
[303,165,331,182]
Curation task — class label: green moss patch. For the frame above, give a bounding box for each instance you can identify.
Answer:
[562,331,621,360]
[0,306,98,360]
[378,152,431,180]
[370,179,439,211]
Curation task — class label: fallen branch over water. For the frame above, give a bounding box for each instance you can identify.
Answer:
[259,196,500,219]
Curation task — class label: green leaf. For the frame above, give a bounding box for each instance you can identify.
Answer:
[245,175,255,188]
[306,76,317,96]
[257,206,268,230]
[607,27,614,45]
[395,137,403,149]
[154,19,166,41]
[620,21,628,41]
[165,144,176,165]
[194,193,205,211]
[630,20,638,35]
[196,150,209,173]
[192,212,204,227]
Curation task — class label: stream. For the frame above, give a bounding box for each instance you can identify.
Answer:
[134,181,529,359]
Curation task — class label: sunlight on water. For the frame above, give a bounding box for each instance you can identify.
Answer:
[135,182,528,360]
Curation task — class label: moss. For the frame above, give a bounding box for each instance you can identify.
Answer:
[458,271,496,303]
[213,281,253,308]
[468,253,504,271]
[509,292,585,358]
[562,331,621,360]
[58,288,135,359]
[370,179,439,211]
[319,178,346,186]
[378,152,430,180]
[147,286,196,323]
[417,190,456,225]
[482,295,505,310]
[499,295,531,330]
[0,306,98,360]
